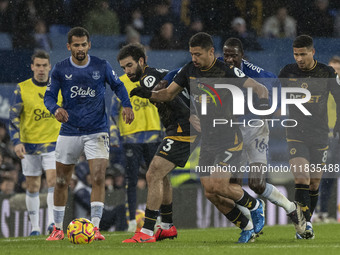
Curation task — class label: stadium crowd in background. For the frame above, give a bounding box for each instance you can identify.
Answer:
[0,0,340,51]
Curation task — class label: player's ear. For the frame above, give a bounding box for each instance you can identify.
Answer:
[138,57,145,66]
[312,48,315,56]
[88,41,91,50]
[67,43,71,51]
[209,47,215,56]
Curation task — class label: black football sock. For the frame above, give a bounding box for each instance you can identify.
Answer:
[309,189,319,217]
[225,206,250,229]
[295,184,311,222]
[160,203,173,224]
[235,190,258,210]
[143,208,159,232]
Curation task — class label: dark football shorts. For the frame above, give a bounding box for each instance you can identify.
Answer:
[198,142,243,177]
[155,136,198,167]
[287,140,328,164]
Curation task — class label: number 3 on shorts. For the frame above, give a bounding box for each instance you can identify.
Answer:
[163,139,174,152]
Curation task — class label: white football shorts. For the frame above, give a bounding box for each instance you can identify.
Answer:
[240,120,269,165]
[21,151,56,176]
[55,132,109,164]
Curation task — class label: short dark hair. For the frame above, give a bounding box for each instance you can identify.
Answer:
[67,27,90,44]
[31,50,50,64]
[329,56,340,64]
[117,43,146,63]
[223,38,244,55]
[293,35,313,49]
[189,32,213,50]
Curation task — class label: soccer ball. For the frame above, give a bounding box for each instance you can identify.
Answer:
[67,218,95,244]
[135,209,145,232]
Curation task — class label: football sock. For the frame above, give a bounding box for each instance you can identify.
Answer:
[160,203,173,224]
[26,191,40,232]
[225,206,253,230]
[236,190,259,211]
[236,205,251,221]
[47,187,54,225]
[91,201,104,228]
[309,189,319,216]
[141,208,158,235]
[295,184,311,222]
[261,183,295,213]
[53,205,65,230]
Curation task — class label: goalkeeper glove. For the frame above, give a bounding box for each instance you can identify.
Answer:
[130,86,152,98]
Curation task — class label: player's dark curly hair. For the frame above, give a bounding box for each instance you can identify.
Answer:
[117,43,146,63]
[189,32,213,50]
[67,27,90,44]
[223,38,244,55]
[293,35,313,49]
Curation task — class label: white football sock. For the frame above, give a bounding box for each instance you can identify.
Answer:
[91,201,104,228]
[26,191,40,232]
[261,183,295,213]
[141,228,154,236]
[47,187,54,225]
[53,205,65,230]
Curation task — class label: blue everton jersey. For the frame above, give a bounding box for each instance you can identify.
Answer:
[240,59,281,120]
[45,55,132,136]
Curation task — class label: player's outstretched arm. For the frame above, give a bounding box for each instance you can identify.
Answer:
[243,77,269,109]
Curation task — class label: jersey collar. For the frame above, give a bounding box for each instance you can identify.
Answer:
[69,55,91,68]
[201,58,217,72]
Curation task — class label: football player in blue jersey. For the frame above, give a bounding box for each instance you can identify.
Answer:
[222,38,306,236]
[44,27,134,241]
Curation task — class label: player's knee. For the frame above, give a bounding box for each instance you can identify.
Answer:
[56,176,68,188]
[249,179,266,194]
[91,172,105,186]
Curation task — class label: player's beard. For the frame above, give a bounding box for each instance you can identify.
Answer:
[74,51,86,62]
[129,65,143,82]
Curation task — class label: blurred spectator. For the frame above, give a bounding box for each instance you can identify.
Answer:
[72,160,92,219]
[34,19,52,52]
[130,8,145,34]
[222,17,262,51]
[12,0,39,49]
[191,0,237,35]
[0,176,15,196]
[299,0,334,37]
[84,0,119,35]
[181,17,204,49]
[0,0,13,33]
[262,7,296,38]
[119,25,141,48]
[145,0,179,35]
[149,22,181,50]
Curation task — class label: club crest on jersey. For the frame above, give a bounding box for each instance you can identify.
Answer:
[65,74,72,80]
[301,82,308,89]
[92,71,101,80]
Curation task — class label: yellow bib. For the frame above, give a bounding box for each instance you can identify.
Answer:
[19,79,62,143]
[118,74,161,136]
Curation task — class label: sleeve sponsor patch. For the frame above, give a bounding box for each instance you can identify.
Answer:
[234,67,246,77]
[143,75,156,88]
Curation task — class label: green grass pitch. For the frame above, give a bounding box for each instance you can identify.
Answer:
[1,224,339,255]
